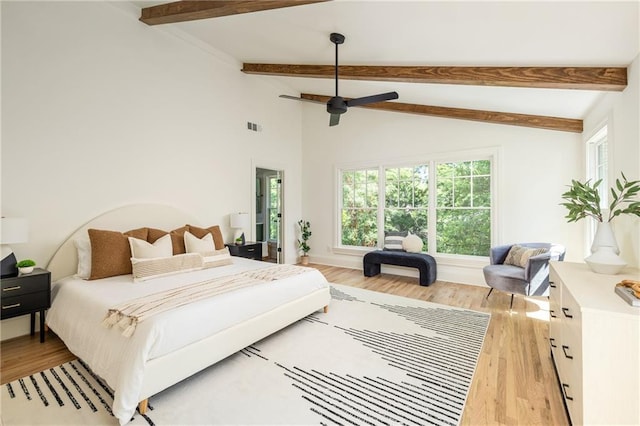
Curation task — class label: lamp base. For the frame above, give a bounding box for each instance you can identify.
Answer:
[1,251,18,278]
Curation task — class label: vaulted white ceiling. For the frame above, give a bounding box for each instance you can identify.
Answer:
[133,1,639,124]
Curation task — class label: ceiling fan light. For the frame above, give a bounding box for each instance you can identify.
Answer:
[326,96,347,115]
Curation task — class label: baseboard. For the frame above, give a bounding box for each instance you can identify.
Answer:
[310,254,488,287]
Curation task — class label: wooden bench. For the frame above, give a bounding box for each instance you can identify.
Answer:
[363,250,437,286]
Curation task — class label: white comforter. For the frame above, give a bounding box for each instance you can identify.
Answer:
[46,258,329,424]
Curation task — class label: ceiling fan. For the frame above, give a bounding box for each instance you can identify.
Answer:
[280,33,399,126]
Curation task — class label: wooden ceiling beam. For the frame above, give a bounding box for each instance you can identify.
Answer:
[299,94,583,133]
[140,0,330,25]
[243,64,627,91]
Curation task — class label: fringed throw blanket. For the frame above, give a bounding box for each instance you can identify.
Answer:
[103,265,309,337]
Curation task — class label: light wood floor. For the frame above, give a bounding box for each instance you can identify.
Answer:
[0,264,569,425]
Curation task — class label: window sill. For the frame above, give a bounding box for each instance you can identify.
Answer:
[332,246,373,256]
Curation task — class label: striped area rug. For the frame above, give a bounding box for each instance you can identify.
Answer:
[1,284,490,426]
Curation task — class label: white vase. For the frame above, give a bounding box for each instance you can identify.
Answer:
[18,266,34,274]
[591,221,619,254]
[585,246,627,275]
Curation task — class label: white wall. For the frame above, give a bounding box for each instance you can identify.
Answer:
[1,2,303,339]
[583,53,640,268]
[301,104,583,285]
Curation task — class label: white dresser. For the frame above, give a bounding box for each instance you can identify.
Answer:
[549,261,640,425]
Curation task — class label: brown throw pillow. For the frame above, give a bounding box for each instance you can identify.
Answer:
[187,225,224,250]
[147,226,189,255]
[88,228,148,280]
[504,245,548,268]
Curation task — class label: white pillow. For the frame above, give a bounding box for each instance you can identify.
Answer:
[74,237,91,279]
[402,233,424,253]
[184,231,215,254]
[128,234,172,259]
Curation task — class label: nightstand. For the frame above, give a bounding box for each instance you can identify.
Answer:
[225,242,263,260]
[1,268,51,342]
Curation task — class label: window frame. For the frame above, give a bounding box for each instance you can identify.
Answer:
[585,121,610,253]
[339,168,380,248]
[334,148,498,259]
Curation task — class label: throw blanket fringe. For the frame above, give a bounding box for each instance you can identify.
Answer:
[103,265,309,337]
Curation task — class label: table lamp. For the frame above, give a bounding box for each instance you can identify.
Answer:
[1,217,29,278]
[230,212,250,245]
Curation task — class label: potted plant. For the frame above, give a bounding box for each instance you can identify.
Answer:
[560,172,640,273]
[297,220,311,265]
[17,259,36,274]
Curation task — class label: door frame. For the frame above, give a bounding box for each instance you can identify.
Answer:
[252,161,286,263]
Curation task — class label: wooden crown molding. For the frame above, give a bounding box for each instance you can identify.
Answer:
[299,94,583,133]
[243,64,627,91]
[140,1,330,25]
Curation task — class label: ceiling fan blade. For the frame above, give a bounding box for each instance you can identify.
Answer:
[346,91,399,107]
[329,113,341,126]
[279,94,325,105]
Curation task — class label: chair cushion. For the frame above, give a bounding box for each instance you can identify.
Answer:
[504,244,548,267]
[484,264,526,281]
[483,264,528,295]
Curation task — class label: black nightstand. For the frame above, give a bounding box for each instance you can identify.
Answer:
[1,268,51,342]
[225,242,263,260]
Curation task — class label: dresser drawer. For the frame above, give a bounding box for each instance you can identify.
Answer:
[1,271,50,297]
[1,291,50,319]
[548,269,562,352]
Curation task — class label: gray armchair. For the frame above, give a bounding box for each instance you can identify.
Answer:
[483,242,566,309]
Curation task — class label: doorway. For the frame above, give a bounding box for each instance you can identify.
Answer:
[255,167,283,263]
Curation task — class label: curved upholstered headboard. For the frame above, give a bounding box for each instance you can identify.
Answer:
[47,204,198,281]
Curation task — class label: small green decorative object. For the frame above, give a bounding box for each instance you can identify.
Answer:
[16,259,36,268]
[17,259,36,274]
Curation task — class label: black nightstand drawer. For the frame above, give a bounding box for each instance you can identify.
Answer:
[225,242,263,260]
[238,245,259,257]
[2,272,50,297]
[1,291,49,319]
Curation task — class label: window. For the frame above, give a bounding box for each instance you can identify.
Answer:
[341,169,378,247]
[435,160,491,256]
[338,155,493,257]
[587,125,608,208]
[268,176,279,240]
[586,124,608,246]
[384,166,429,249]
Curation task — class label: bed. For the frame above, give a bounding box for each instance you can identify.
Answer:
[45,204,331,425]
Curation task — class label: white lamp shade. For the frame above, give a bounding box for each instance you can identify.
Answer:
[230,212,250,229]
[0,218,29,244]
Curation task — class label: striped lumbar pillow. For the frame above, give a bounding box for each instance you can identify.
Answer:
[383,231,408,251]
[504,245,548,268]
[131,253,203,281]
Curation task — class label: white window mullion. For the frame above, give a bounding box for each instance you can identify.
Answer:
[427,160,437,254]
[377,165,385,248]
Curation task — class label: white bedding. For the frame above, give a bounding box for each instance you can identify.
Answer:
[46,257,329,424]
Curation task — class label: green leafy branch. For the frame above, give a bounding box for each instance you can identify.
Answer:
[561,172,640,223]
[297,220,312,255]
